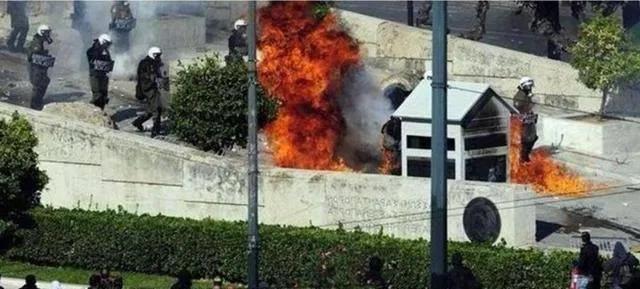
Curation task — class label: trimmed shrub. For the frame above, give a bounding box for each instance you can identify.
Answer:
[170,55,278,153]
[7,208,575,289]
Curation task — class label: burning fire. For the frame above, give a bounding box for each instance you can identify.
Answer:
[379,149,396,175]
[509,116,590,196]
[257,1,360,170]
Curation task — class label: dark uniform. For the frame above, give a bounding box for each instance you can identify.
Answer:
[578,235,603,289]
[109,1,134,53]
[133,55,167,137]
[6,1,29,52]
[226,27,248,65]
[513,88,538,162]
[86,39,113,110]
[27,33,53,110]
[381,117,401,175]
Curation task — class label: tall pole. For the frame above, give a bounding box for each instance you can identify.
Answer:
[430,2,447,289]
[407,0,414,26]
[246,1,259,289]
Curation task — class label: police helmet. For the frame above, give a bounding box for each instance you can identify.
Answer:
[98,34,112,45]
[37,24,52,36]
[234,19,247,30]
[148,46,162,59]
[519,76,534,89]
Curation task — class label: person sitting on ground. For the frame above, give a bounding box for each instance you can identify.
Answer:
[20,275,39,289]
[604,242,639,289]
[448,253,482,289]
[170,270,192,289]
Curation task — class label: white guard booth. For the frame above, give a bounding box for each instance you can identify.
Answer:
[392,79,517,182]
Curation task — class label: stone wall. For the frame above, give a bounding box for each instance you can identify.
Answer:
[0,101,535,247]
[337,10,602,113]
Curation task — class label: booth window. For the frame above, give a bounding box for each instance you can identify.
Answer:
[465,155,507,182]
[407,157,456,179]
[407,135,455,151]
[464,133,507,150]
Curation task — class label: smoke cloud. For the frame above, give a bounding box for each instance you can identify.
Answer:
[337,67,395,171]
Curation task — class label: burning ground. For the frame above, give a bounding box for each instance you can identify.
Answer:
[509,116,592,196]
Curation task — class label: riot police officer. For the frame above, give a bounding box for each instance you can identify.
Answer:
[226,19,248,65]
[86,34,114,110]
[513,77,538,162]
[27,25,55,110]
[109,1,135,53]
[132,47,167,137]
[6,0,29,53]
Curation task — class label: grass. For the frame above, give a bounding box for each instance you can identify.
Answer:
[0,259,212,289]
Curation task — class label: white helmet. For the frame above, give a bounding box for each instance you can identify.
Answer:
[234,19,247,30]
[37,24,52,36]
[519,76,534,89]
[98,34,112,45]
[148,46,162,59]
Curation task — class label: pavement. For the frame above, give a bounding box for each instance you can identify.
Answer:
[0,277,84,289]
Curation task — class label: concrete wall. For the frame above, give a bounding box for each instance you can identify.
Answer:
[0,101,535,247]
[539,114,640,157]
[337,10,602,113]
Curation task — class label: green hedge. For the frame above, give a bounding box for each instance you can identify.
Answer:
[5,208,575,289]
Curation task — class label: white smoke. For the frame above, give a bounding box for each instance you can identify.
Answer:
[337,67,395,171]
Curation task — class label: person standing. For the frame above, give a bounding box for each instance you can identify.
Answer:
[86,34,114,110]
[133,47,167,137]
[6,0,29,53]
[109,1,135,54]
[19,275,39,289]
[513,77,538,162]
[604,242,639,289]
[27,25,55,110]
[226,19,248,65]
[578,232,603,289]
[0,273,5,289]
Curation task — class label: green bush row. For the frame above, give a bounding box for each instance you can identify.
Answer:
[5,208,575,289]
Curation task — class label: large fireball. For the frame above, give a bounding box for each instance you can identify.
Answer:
[257,1,360,170]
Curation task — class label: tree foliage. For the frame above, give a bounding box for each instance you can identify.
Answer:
[0,112,48,244]
[170,55,278,153]
[570,14,640,114]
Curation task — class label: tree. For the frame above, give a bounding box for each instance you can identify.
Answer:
[170,55,278,153]
[570,14,640,116]
[0,112,48,245]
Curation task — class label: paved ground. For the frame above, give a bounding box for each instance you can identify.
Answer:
[336,0,589,60]
[0,277,84,289]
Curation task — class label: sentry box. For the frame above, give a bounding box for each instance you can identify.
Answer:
[392,79,517,182]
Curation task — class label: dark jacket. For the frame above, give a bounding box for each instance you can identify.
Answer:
[579,242,603,277]
[27,34,49,63]
[111,2,133,21]
[228,29,248,56]
[513,89,534,114]
[86,40,113,77]
[7,1,29,28]
[604,243,639,286]
[136,56,162,101]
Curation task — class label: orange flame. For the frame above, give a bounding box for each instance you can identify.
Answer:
[509,116,590,196]
[379,149,396,175]
[257,1,360,170]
